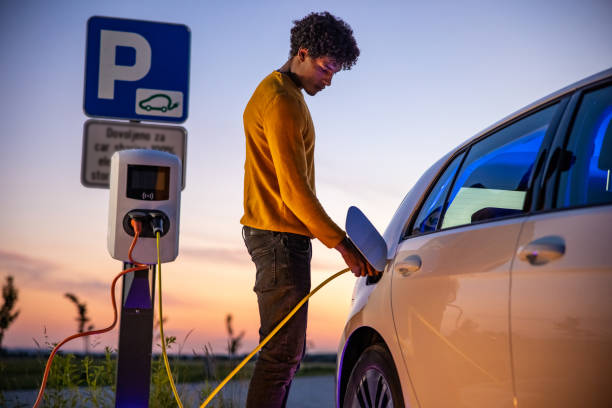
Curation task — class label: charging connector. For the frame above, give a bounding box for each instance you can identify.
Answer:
[123,209,170,238]
[128,211,148,222]
[129,213,146,235]
[149,212,165,235]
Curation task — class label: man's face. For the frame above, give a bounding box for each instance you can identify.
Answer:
[295,49,341,96]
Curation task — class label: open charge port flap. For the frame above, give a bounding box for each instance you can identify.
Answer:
[123,210,171,238]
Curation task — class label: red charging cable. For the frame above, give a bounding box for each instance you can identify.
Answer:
[32,219,148,408]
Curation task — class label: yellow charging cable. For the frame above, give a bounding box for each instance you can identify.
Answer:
[199,267,350,407]
[157,232,184,408]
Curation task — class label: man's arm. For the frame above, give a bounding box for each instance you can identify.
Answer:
[264,94,377,276]
[264,94,344,247]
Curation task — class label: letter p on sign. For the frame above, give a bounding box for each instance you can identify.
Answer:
[98,30,151,100]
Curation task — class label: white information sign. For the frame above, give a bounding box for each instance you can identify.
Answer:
[82,119,187,189]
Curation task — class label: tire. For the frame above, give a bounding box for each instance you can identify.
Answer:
[343,344,405,408]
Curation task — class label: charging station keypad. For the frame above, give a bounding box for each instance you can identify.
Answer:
[127,165,170,201]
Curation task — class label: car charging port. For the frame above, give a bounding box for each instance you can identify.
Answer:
[366,272,383,286]
[123,209,170,238]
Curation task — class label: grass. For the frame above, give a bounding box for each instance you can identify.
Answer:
[1,351,336,391]
[0,348,336,407]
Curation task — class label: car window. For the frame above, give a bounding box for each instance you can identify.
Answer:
[441,104,559,229]
[556,84,612,208]
[410,152,465,235]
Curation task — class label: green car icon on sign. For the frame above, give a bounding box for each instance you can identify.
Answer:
[138,94,179,112]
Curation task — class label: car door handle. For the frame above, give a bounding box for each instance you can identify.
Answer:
[518,235,565,266]
[396,255,422,277]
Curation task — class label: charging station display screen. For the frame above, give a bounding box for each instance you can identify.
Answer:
[127,165,170,201]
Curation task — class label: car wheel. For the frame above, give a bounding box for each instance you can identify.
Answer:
[344,344,404,408]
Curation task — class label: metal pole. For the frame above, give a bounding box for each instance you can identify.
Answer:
[115,264,156,407]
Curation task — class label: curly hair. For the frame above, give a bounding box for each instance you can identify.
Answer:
[289,11,359,71]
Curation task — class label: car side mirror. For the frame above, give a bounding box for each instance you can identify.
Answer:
[345,206,388,272]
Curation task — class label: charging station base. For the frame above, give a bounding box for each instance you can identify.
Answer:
[115,264,156,407]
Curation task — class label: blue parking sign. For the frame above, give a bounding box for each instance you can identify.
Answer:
[84,16,190,123]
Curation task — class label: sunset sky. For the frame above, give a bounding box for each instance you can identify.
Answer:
[1,0,611,356]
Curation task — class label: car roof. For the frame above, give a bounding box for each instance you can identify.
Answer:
[382,67,612,258]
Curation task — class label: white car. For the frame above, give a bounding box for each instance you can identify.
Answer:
[337,67,612,408]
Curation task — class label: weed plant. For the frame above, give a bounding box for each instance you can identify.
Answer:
[82,348,115,407]
[0,332,245,407]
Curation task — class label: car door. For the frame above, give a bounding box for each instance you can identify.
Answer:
[391,103,562,407]
[511,83,612,407]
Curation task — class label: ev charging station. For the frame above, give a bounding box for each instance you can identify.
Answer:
[108,149,181,407]
[108,149,181,264]
[80,15,190,407]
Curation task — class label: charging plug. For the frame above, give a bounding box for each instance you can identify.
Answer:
[130,218,142,235]
[149,212,165,235]
[128,211,148,235]
[123,210,170,238]
[128,211,148,223]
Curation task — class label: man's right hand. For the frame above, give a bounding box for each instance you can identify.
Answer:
[335,236,378,277]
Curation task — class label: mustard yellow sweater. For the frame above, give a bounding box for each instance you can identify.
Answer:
[240,71,345,248]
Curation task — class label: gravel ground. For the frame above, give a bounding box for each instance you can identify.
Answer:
[2,375,335,407]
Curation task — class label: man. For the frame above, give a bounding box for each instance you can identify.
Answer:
[241,11,375,407]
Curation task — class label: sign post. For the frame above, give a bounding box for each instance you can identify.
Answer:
[115,264,156,407]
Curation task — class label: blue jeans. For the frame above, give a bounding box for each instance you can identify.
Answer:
[242,226,312,408]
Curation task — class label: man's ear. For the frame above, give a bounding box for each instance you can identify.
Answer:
[297,48,309,61]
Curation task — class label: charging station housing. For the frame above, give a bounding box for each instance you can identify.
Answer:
[108,149,181,264]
